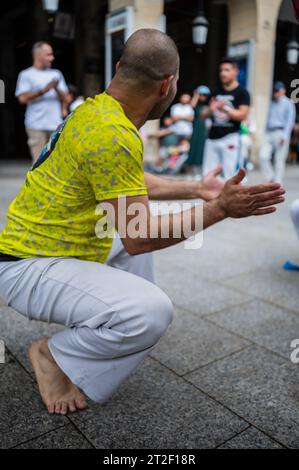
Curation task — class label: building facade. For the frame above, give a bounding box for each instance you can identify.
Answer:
[0,0,298,161]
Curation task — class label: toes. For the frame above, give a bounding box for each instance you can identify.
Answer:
[47,403,55,414]
[75,398,88,410]
[60,402,68,415]
[68,400,77,413]
[55,402,62,415]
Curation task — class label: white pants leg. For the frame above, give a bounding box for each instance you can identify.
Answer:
[203,134,241,180]
[105,231,156,284]
[290,199,299,239]
[272,130,290,185]
[259,132,275,182]
[0,239,174,403]
[219,133,241,180]
[202,138,221,176]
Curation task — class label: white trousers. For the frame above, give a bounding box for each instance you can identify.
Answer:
[0,234,174,403]
[291,199,299,239]
[259,130,290,185]
[202,133,242,180]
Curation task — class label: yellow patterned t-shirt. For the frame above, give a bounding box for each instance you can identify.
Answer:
[0,91,148,263]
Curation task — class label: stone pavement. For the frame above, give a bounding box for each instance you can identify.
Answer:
[0,161,298,449]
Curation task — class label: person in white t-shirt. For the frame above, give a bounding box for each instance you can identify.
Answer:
[170,94,194,140]
[15,41,70,163]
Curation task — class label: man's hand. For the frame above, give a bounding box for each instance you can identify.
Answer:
[199,165,225,201]
[17,78,60,105]
[215,168,286,218]
[209,98,221,113]
[43,79,59,94]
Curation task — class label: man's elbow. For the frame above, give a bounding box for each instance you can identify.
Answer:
[124,238,153,256]
[17,96,27,105]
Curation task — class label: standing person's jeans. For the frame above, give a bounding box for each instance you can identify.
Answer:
[259,130,290,185]
[26,129,53,163]
[0,233,174,403]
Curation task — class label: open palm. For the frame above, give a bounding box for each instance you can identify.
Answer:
[200,165,225,201]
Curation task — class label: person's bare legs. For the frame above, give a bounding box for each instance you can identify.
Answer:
[29,339,88,415]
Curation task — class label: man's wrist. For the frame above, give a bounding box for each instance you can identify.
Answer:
[190,180,206,200]
[210,197,228,221]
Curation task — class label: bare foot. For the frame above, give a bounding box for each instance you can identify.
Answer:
[28,339,88,415]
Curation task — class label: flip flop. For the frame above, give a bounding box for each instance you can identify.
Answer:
[283,261,299,271]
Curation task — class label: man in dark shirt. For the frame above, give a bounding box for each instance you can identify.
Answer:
[202,58,251,180]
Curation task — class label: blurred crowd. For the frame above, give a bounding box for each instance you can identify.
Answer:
[143,60,298,188]
[16,41,298,188]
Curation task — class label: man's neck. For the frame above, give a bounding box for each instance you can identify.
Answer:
[33,62,47,71]
[222,80,239,92]
[106,81,153,130]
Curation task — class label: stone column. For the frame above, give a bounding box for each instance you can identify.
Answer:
[109,0,164,163]
[228,0,282,162]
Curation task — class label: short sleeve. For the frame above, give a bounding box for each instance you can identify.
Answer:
[15,72,31,97]
[57,71,69,93]
[239,89,251,107]
[170,104,178,117]
[78,126,148,202]
[189,105,195,117]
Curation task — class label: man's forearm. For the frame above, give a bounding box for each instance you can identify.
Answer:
[226,109,245,122]
[18,90,45,105]
[130,199,226,254]
[144,172,203,201]
[56,90,71,107]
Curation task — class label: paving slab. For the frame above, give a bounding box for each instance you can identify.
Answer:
[14,424,93,449]
[221,270,299,314]
[0,306,64,373]
[185,346,299,448]
[156,264,253,316]
[219,426,283,449]
[0,352,66,449]
[150,307,251,375]
[70,357,248,449]
[207,299,299,359]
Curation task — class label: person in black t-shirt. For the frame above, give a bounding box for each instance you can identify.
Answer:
[201,58,251,180]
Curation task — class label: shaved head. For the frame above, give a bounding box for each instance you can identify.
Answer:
[32,42,55,69]
[108,29,180,123]
[117,29,179,91]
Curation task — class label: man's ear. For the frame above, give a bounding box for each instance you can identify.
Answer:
[160,75,174,97]
[116,61,121,72]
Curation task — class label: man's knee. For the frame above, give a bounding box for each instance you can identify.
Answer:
[137,287,174,347]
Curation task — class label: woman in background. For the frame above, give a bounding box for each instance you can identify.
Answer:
[184,85,211,176]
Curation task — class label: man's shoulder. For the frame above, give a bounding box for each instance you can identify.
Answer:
[236,85,250,97]
[48,68,63,76]
[72,105,142,150]
[18,67,34,77]
[171,103,181,111]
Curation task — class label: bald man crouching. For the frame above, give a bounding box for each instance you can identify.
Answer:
[0,30,285,415]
